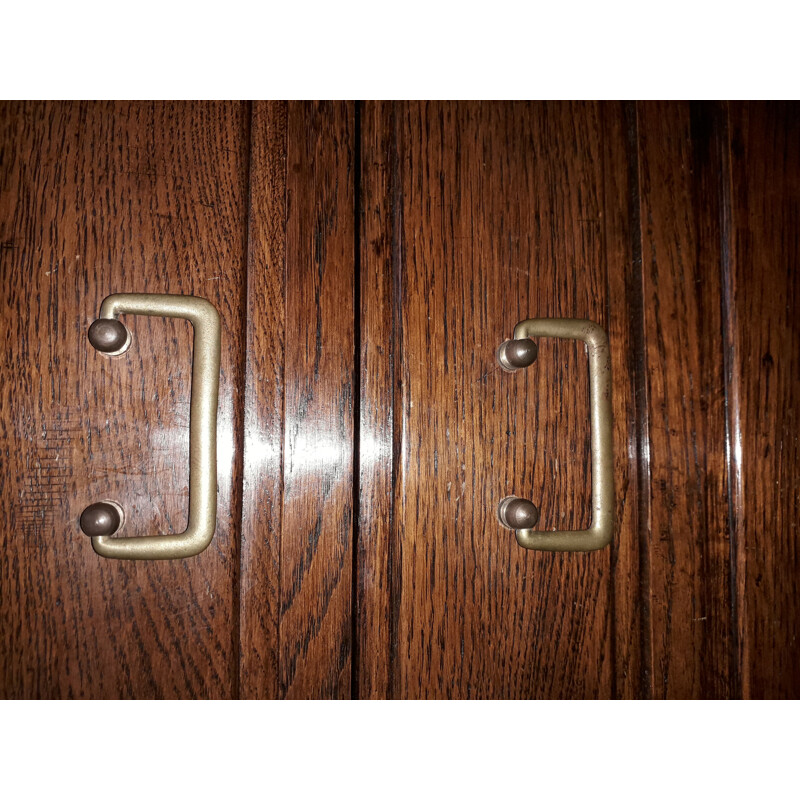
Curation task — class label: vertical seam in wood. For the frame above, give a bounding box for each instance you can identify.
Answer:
[351,101,362,700]
[625,101,653,699]
[277,103,290,699]
[600,101,618,698]
[718,101,744,699]
[388,102,403,699]
[233,100,254,699]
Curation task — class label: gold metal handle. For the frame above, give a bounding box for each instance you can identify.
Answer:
[81,294,221,560]
[497,319,613,552]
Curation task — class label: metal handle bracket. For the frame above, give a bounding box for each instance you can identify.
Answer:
[82,293,221,560]
[498,318,613,552]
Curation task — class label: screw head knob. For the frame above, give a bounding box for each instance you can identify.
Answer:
[497,338,538,371]
[80,501,123,537]
[88,319,130,355]
[498,496,540,530]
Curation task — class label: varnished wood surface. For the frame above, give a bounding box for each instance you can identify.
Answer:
[0,102,249,698]
[1,101,797,699]
[241,102,356,698]
[356,102,396,698]
[358,102,642,698]
[279,102,355,698]
[602,102,645,698]
[356,100,799,700]
[728,102,800,698]
[635,102,734,697]
[239,101,286,697]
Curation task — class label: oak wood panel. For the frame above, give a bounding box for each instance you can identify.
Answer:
[359,102,641,698]
[239,101,287,697]
[636,101,735,698]
[603,102,645,698]
[240,102,355,699]
[0,102,249,698]
[728,101,800,698]
[356,102,396,698]
[278,102,355,698]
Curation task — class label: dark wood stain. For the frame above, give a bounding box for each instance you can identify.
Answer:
[1,101,798,699]
[0,101,249,698]
[358,102,640,698]
[239,102,356,698]
[602,101,645,699]
[636,101,734,698]
[728,101,800,698]
[278,102,355,698]
[356,102,396,698]
[239,101,287,698]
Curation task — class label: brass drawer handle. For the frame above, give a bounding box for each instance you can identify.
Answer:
[81,293,221,560]
[496,319,613,552]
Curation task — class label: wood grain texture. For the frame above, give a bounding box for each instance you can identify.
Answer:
[278,102,355,698]
[603,102,645,698]
[4,101,795,700]
[239,101,287,698]
[355,102,396,698]
[0,101,249,698]
[636,101,735,698]
[358,101,641,698]
[239,102,356,699]
[728,101,800,698]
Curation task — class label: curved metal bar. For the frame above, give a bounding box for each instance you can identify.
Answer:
[87,293,221,560]
[504,318,613,552]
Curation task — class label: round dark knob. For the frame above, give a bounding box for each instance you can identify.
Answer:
[88,319,129,354]
[80,501,123,537]
[498,496,540,530]
[497,338,538,371]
